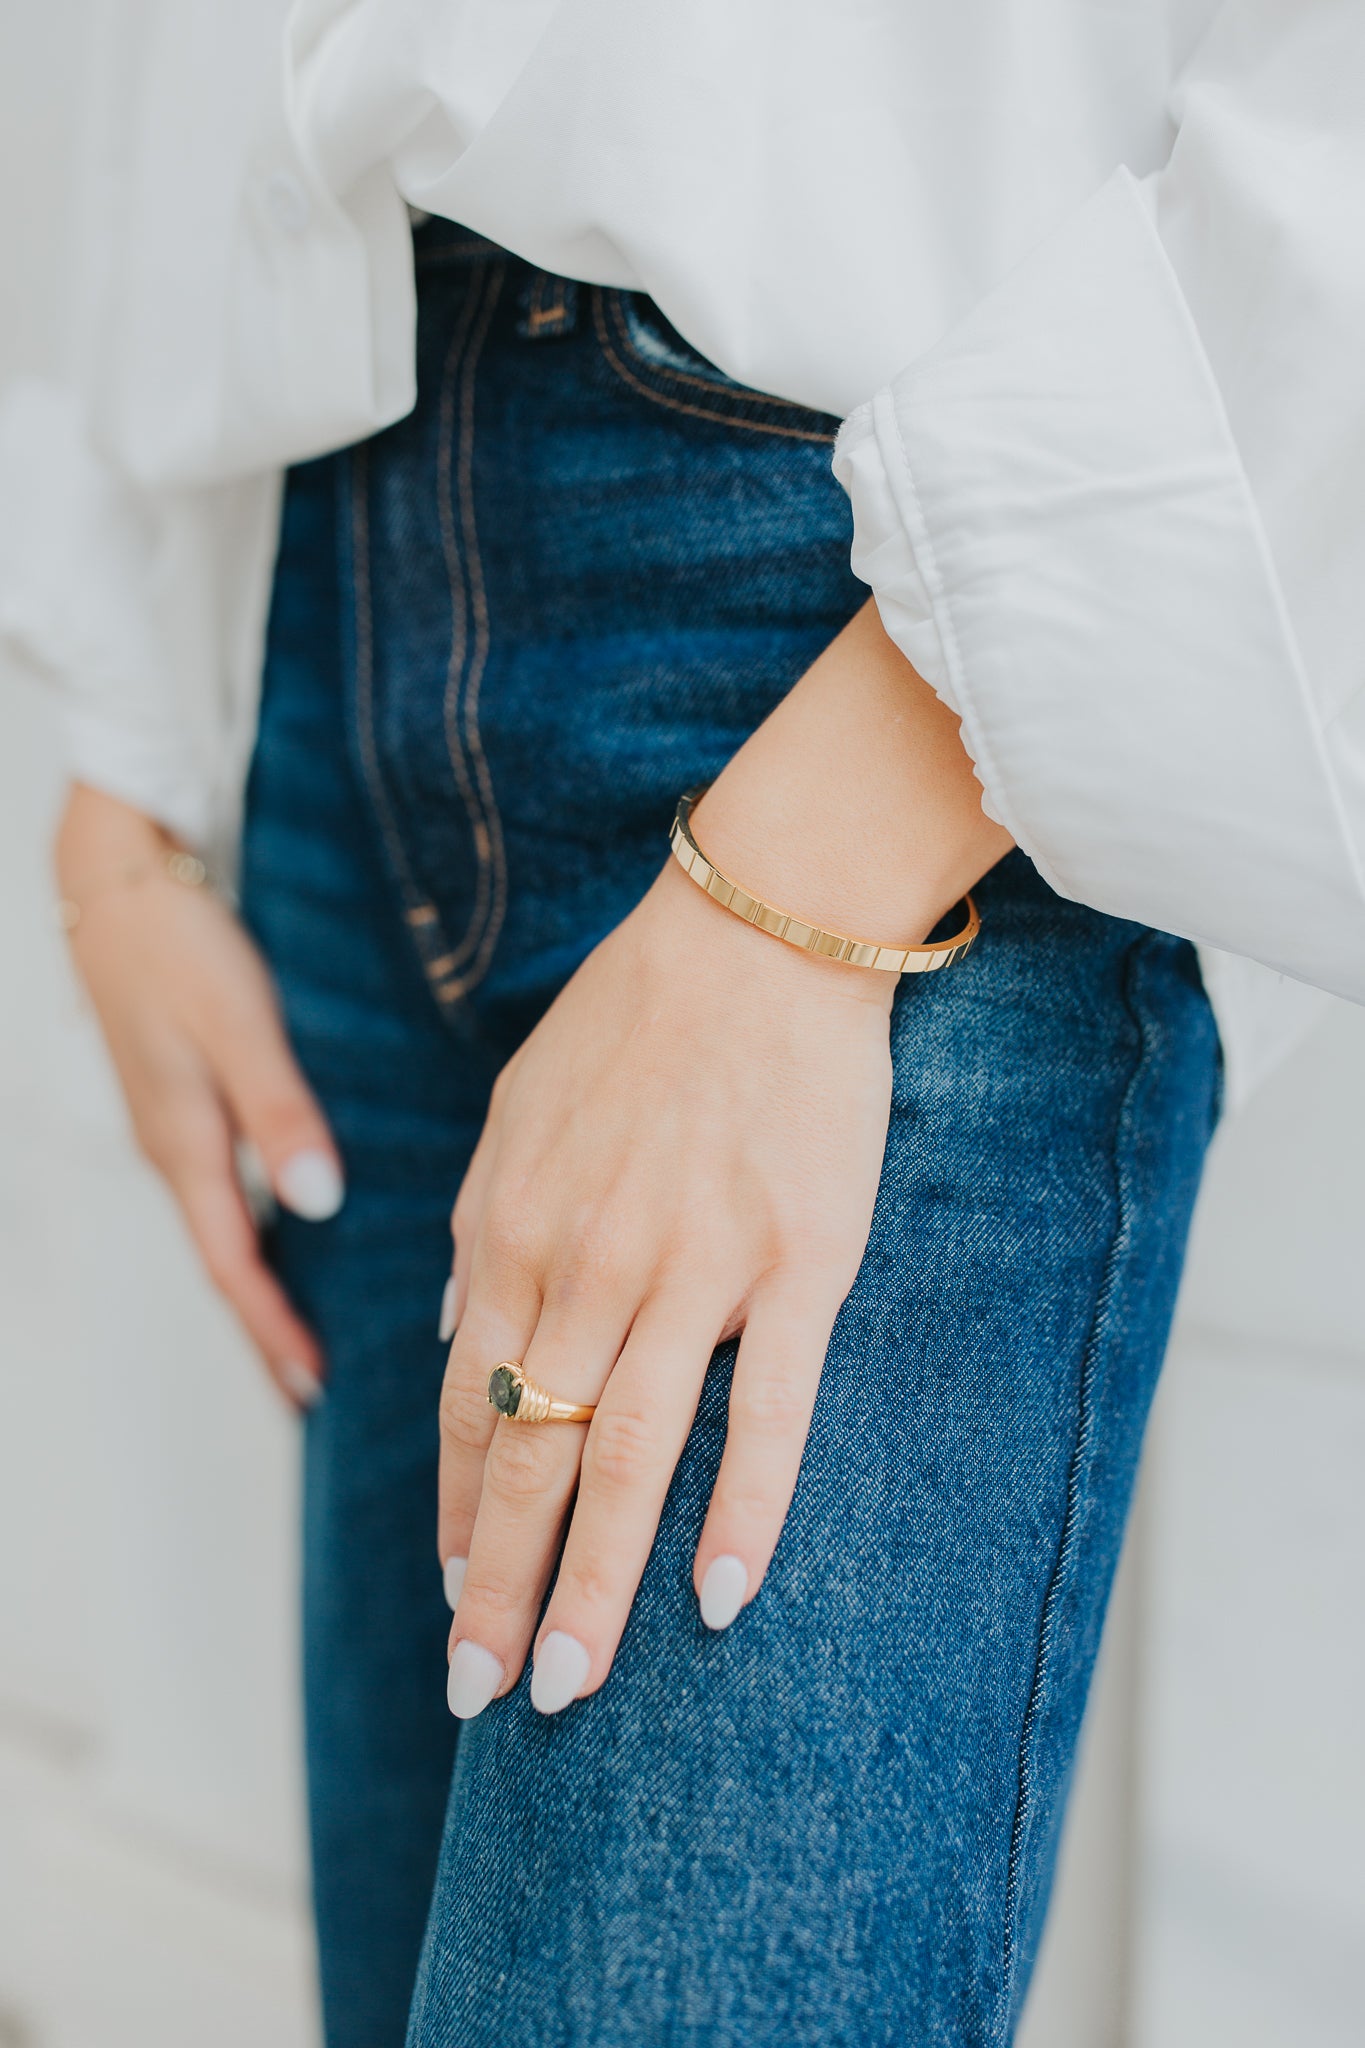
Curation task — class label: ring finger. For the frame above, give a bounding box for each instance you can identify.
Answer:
[443,1294,633,1718]
[436,1227,544,1607]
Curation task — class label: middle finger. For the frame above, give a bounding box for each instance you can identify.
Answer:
[528,1281,734,1715]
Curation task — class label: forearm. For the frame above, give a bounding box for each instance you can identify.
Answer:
[690,600,1012,957]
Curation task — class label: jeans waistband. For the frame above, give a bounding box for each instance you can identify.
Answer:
[412,213,512,265]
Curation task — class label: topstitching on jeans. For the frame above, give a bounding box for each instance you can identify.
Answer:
[345,262,510,1015]
[346,444,457,992]
[994,931,1157,2039]
[613,292,818,410]
[593,290,836,444]
[432,260,510,1003]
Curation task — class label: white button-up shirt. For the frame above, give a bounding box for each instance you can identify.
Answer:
[2,0,1361,1100]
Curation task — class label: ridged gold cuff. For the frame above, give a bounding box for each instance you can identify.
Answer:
[669,789,979,975]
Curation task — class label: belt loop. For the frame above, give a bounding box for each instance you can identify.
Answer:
[516,271,579,339]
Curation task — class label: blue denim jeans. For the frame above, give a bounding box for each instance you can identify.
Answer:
[242,218,1221,2048]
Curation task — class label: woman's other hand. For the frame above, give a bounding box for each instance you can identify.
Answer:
[55,782,343,1410]
[438,601,1013,1715]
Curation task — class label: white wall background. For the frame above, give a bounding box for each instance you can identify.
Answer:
[2,9,1363,2045]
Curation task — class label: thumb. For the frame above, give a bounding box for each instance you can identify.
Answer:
[202,958,345,1223]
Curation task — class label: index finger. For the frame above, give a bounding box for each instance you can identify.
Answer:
[170,1148,325,1408]
[436,1239,542,1592]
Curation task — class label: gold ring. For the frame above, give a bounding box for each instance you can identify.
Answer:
[486,1361,595,1425]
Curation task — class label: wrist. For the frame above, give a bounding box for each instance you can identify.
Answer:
[55,782,171,891]
[641,856,898,1010]
[54,784,211,938]
[689,775,949,952]
[684,602,1011,955]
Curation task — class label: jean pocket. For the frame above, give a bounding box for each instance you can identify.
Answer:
[593,289,838,444]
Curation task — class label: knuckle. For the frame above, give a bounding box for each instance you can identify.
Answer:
[438,1381,491,1455]
[784,1229,860,1294]
[484,1426,559,1504]
[546,1228,633,1306]
[562,1553,617,1614]
[719,1471,788,1524]
[729,1369,802,1437]
[582,1407,659,1494]
[545,1262,606,1316]
[460,1572,525,1625]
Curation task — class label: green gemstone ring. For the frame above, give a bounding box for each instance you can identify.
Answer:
[485,1361,596,1425]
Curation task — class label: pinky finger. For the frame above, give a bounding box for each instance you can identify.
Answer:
[693,1284,838,1631]
[174,1160,326,1411]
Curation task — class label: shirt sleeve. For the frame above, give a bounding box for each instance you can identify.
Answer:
[0,0,413,850]
[0,377,279,849]
[833,0,1365,1006]
[0,0,284,848]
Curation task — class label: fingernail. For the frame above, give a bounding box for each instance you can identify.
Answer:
[447,1640,504,1720]
[699,1555,748,1631]
[280,1360,324,1410]
[442,1556,467,1611]
[276,1150,345,1222]
[530,1631,591,1716]
[438,1274,458,1343]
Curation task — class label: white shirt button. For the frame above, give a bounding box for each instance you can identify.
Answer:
[265,170,312,235]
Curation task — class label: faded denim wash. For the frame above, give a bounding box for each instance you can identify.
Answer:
[241,217,1221,2048]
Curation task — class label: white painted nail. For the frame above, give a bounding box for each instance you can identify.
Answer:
[279,1360,323,1409]
[530,1631,591,1716]
[438,1275,458,1344]
[447,1640,504,1720]
[442,1556,467,1611]
[699,1555,749,1631]
[276,1149,345,1222]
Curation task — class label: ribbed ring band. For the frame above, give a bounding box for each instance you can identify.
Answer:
[487,1362,595,1425]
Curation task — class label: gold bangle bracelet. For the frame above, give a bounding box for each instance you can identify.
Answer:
[668,789,979,976]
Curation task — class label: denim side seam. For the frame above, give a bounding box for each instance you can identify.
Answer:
[994,929,1157,2038]
[592,290,836,444]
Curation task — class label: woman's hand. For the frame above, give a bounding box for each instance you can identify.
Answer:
[439,859,895,1716]
[55,783,343,1409]
[439,602,1013,1716]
